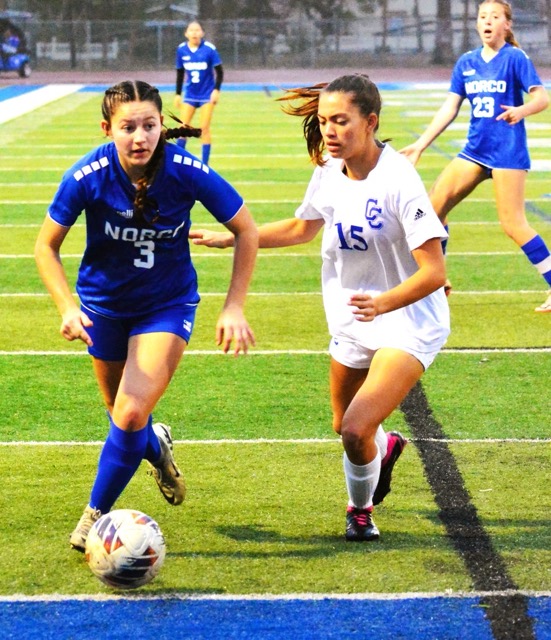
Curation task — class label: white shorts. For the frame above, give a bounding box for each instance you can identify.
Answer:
[328,335,440,371]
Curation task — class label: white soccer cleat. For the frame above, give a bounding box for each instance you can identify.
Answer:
[147,423,186,505]
[535,290,551,313]
[70,504,102,552]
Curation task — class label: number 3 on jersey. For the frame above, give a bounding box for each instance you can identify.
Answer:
[134,240,154,269]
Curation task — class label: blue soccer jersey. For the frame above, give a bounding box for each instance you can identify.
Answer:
[175,39,222,103]
[48,142,243,317]
[449,43,543,170]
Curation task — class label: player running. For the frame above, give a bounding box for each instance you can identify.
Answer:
[173,20,223,165]
[35,80,257,552]
[191,74,450,542]
[400,0,551,312]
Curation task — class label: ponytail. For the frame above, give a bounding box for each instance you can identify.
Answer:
[133,123,201,226]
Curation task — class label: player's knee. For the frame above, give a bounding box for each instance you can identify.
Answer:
[341,415,379,451]
[340,420,367,451]
[113,396,149,431]
[499,217,529,242]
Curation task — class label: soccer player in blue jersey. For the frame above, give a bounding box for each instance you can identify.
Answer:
[401,0,551,312]
[174,21,223,165]
[34,80,258,552]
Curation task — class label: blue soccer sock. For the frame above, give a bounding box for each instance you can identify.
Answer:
[441,224,449,255]
[89,416,148,513]
[521,235,551,287]
[202,144,211,165]
[143,415,161,463]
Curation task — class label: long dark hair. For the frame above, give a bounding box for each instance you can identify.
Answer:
[277,74,384,166]
[102,80,201,225]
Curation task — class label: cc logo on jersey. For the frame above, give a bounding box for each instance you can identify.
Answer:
[365,198,383,230]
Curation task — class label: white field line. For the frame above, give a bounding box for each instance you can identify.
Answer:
[0,221,512,228]
[1,348,550,356]
[1,199,301,205]
[3,198,551,206]
[0,437,549,447]
[0,251,525,259]
[0,290,548,298]
[0,84,85,124]
[0,589,549,603]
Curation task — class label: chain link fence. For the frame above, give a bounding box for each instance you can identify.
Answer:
[16,14,551,72]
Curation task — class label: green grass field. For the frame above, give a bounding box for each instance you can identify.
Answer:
[0,84,550,600]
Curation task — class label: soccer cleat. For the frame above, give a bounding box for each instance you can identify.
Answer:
[373,431,408,506]
[70,504,102,552]
[147,422,186,505]
[535,290,551,313]
[345,506,380,542]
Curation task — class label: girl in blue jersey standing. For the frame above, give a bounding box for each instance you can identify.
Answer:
[174,21,223,165]
[35,80,258,552]
[400,0,551,312]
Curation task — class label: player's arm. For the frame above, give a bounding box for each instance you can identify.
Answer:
[34,215,93,345]
[210,64,223,104]
[349,237,447,322]
[399,93,464,165]
[174,67,184,109]
[190,217,324,249]
[497,85,550,124]
[215,204,258,355]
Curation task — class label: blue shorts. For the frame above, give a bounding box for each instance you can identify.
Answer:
[184,98,210,109]
[82,303,197,361]
[457,152,494,177]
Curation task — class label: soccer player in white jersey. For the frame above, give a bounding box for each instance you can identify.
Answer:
[174,21,223,165]
[190,74,450,541]
[401,0,551,312]
[35,80,257,552]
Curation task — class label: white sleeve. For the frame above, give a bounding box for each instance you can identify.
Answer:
[395,162,448,250]
[295,165,324,220]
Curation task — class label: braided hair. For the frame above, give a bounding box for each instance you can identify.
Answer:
[277,74,385,167]
[102,80,201,226]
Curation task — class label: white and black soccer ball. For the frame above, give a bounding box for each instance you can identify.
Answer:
[85,509,166,589]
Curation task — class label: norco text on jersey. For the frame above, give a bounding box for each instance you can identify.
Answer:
[465,79,506,94]
[104,220,186,241]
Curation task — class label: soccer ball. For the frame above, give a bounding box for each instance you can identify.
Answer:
[85,509,166,589]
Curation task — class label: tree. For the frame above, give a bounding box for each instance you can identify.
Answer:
[461,0,472,52]
[24,0,152,20]
[432,0,454,64]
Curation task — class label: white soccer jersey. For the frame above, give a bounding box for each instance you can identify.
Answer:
[295,145,450,354]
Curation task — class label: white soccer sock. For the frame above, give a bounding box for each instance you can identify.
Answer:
[343,451,381,509]
[375,425,387,460]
